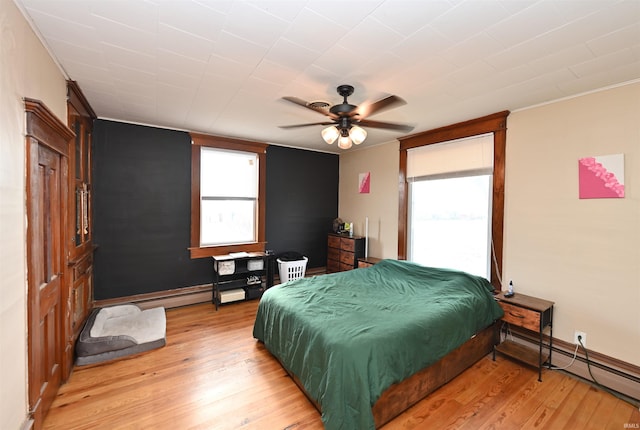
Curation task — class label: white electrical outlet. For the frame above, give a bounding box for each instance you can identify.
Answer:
[574,331,587,347]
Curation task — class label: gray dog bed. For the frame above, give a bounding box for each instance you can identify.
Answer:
[76,304,166,365]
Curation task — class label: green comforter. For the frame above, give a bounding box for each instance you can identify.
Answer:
[253,259,503,430]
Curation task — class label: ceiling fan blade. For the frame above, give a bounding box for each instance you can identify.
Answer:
[279,122,335,129]
[358,119,414,132]
[356,95,407,118]
[282,96,333,117]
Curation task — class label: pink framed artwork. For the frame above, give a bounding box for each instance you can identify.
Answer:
[578,154,625,199]
[359,172,370,194]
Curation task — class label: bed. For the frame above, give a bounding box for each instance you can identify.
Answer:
[253,259,504,429]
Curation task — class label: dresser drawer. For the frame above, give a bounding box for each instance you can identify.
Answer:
[327,234,364,272]
[327,259,340,273]
[500,302,540,332]
[327,247,340,261]
[328,235,341,248]
[340,262,355,271]
[340,237,356,252]
[340,251,355,265]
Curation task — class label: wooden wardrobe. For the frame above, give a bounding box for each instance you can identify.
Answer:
[26,82,95,430]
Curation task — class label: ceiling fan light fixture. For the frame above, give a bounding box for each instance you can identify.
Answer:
[349,125,367,145]
[307,100,331,109]
[283,84,412,150]
[338,135,352,149]
[321,125,339,144]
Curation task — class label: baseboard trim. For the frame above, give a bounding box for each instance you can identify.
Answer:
[94,284,214,310]
[92,266,329,310]
[502,326,640,404]
[21,418,34,430]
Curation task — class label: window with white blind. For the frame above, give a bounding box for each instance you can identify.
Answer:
[200,147,258,246]
[407,134,494,278]
[189,133,267,259]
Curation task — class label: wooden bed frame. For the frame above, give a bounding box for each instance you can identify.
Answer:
[283,323,497,428]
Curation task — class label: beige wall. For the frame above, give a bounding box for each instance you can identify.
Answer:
[338,141,400,259]
[1,0,67,428]
[504,82,639,366]
[339,81,640,367]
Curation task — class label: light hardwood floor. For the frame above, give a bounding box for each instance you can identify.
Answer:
[43,300,639,429]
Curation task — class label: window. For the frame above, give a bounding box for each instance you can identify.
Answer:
[190,133,267,259]
[407,135,493,278]
[409,171,493,278]
[200,147,257,246]
[398,111,509,288]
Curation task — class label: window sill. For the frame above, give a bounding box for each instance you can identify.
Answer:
[189,242,266,259]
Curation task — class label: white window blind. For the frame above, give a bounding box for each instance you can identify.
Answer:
[201,147,257,197]
[200,147,258,246]
[406,133,494,179]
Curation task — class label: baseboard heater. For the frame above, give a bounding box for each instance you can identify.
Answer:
[504,326,640,405]
[94,284,214,310]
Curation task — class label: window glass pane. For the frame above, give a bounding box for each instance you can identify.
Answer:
[201,147,257,198]
[201,199,256,246]
[409,174,491,278]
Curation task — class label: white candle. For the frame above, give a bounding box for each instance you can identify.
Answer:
[365,217,369,258]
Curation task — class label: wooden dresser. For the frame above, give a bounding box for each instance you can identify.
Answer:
[327,233,365,273]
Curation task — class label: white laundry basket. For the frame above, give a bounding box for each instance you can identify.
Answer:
[277,257,308,283]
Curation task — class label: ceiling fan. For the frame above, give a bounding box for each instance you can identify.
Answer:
[280,84,414,149]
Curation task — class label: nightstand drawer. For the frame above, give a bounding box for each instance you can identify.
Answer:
[500,302,540,331]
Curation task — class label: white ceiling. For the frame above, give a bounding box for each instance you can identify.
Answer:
[15,0,640,153]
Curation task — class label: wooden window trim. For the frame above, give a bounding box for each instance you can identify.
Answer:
[397,111,509,289]
[189,133,268,259]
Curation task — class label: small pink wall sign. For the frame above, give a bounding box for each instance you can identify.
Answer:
[359,172,370,194]
[578,154,625,199]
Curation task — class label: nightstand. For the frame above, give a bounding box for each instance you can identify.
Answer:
[493,292,554,381]
[357,257,382,268]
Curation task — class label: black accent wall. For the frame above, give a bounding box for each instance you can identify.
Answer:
[92,120,338,300]
[265,145,338,265]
